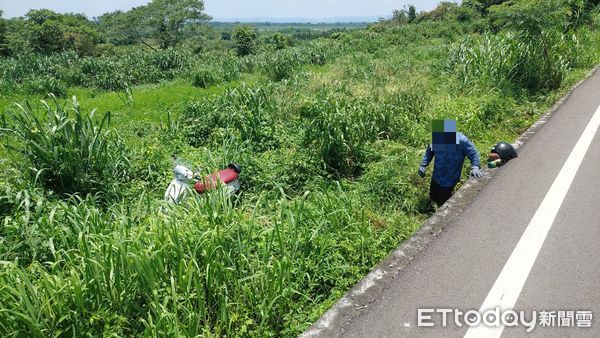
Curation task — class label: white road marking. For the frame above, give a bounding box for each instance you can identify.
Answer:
[465,104,600,338]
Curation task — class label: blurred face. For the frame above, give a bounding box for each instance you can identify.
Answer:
[431,119,458,151]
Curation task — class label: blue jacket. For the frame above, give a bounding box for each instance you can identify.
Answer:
[420,132,480,188]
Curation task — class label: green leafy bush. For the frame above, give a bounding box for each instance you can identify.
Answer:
[360,144,428,214]
[192,65,224,88]
[263,50,301,81]
[272,32,290,50]
[368,102,428,147]
[237,145,320,196]
[300,96,373,177]
[239,55,258,73]
[0,49,199,94]
[23,75,68,97]
[182,85,277,149]
[80,56,129,91]
[449,31,578,93]
[261,46,328,81]
[192,55,241,88]
[3,96,129,200]
[232,24,259,56]
[308,49,327,66]
[150,49,191,75]
[220,56,242,81]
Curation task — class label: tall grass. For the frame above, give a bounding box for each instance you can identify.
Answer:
[0,49,195,94]
[448,30,583,93]
[182,85,278,150]
[192,64,225,88]
[0,184,413,336]
[298,86,430,177]
[300,95,373,176]
[260,47,327,81]
[1,7,599,338]
[360,144,428,214]
[0,42,331,95]
[2,95,129,200]
[192,55,242,88]
[262,49,302,81]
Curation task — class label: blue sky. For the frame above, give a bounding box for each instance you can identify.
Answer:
[1,0,445,20]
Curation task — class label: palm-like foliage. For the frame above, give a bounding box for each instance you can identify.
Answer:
[4,95,129,199]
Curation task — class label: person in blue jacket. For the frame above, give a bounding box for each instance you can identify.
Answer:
[419,120,483,206]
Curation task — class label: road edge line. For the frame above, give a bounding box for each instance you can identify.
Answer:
[465,104,600,338]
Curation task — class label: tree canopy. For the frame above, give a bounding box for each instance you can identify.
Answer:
[130,0,211,49]
[232,25,258,56]
[1,9,99,55]
[0,0,212,56]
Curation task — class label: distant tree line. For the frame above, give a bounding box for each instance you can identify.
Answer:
[383,0,600,29]
[0,9,100,56]
[0,0,213,56]
[0,0,348,58]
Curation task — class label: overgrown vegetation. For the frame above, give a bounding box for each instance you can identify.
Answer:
[1,0,600,336]
[3,96,129,200]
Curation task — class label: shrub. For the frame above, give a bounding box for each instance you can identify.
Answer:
[0,49,200,94]
[23,75,68,97]
[93,42,117,56]
[477,95,518,125]
[360,144,427,214]
[80,56,129,91]
[308,50,326,66]
[368,99,429,147]
[182,85,277,149]
[192,55,241,88]
[192,65,224,88]
[272,32,289,50]
[3,96,129,200]
[260,46,327,81]
[262,50,301,81]
[300,96,373,177]
[219,55,242,82]
[237,145,320,196]
[232,25,258,56]
[0,174,22,218]
[149,48,193,79]
[239,55,258,73]
[448,31,578,93]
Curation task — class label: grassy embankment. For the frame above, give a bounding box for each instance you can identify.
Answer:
[1,13,599,337]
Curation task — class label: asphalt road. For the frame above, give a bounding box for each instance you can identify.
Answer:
[333,69,600,338]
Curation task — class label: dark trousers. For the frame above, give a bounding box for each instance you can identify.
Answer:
[430,178,455,207]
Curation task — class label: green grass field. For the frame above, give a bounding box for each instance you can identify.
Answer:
[1,9,600,337]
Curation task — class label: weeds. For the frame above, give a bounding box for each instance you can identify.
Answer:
[449,30,581,93]
[0,185,413,336]
[182,85,277,150]
[262,49,303,81]
[1,4,599,338]
[192,56,242,88]
[2,95,129,200]
[301,96,373,177]
[192,65,225,88]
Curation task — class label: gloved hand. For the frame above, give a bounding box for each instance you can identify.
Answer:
[418,166,427,178]
[470,166,484,178]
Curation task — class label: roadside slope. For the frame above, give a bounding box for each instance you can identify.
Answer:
[303,67,600,337]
